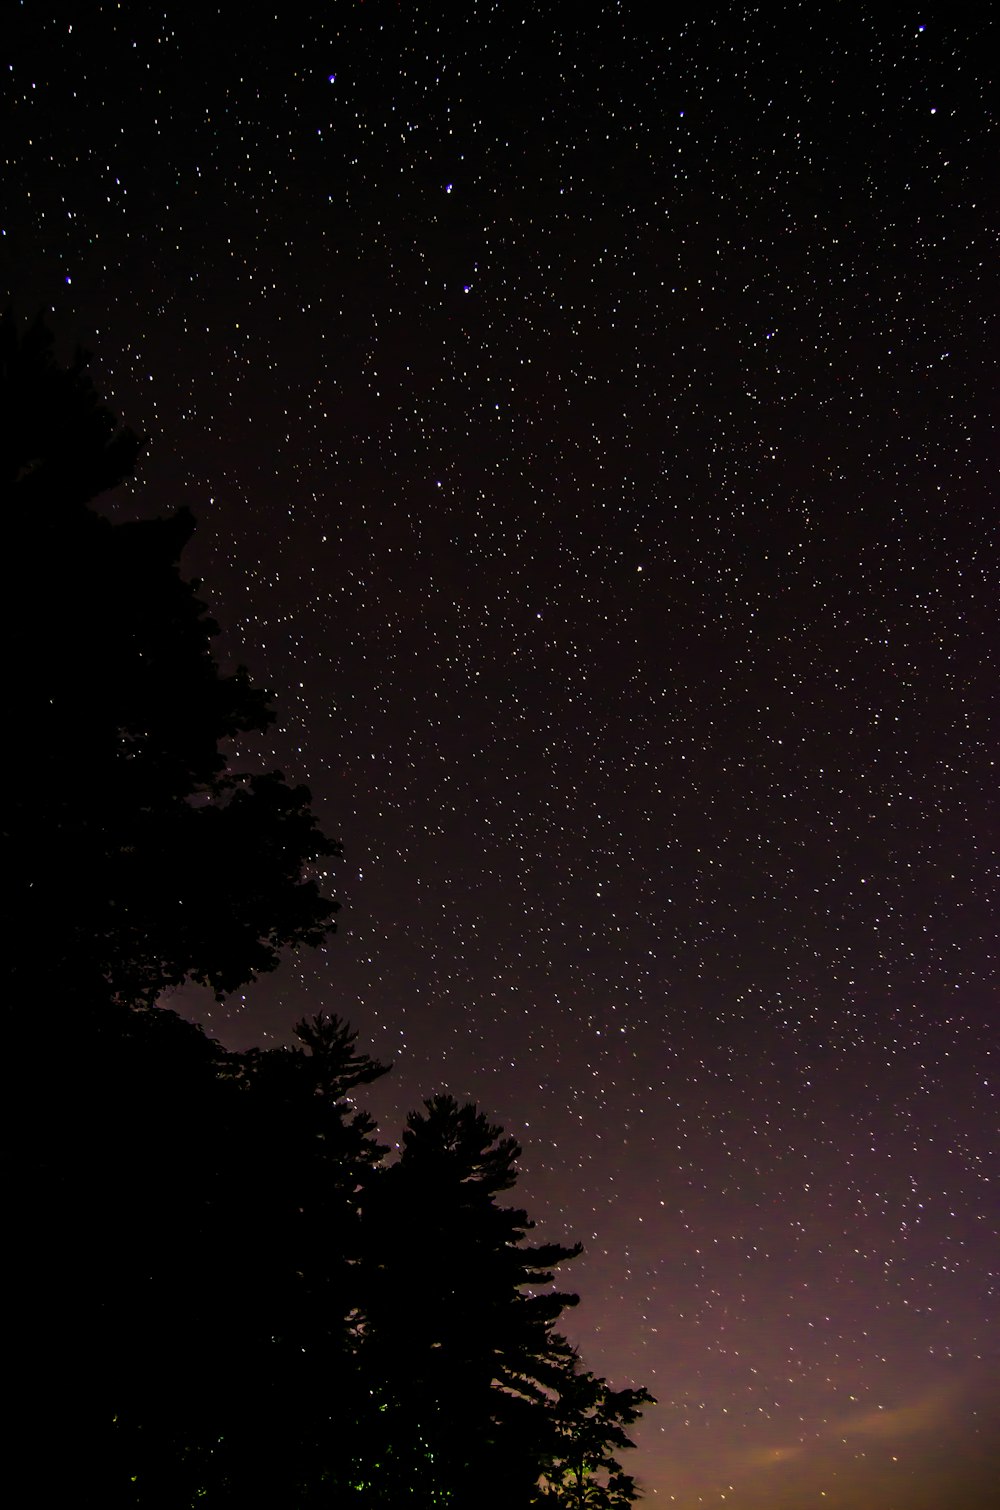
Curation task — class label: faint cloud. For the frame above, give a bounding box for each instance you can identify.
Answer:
[742,1382,960,1475]
[839,1384,959,1441]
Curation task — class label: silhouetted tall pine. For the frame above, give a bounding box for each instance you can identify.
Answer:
[359,1096,584,1508]
[2,312,338,1006]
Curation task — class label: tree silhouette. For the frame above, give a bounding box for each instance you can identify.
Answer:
[2,312,339,1006]
[533,1352,655,1508]
[1,317,655,1506]
[360,1096,585,1508]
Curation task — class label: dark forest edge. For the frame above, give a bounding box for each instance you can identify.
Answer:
[2,314,653,1507]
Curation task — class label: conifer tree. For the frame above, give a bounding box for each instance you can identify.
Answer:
[2,313,339,1007]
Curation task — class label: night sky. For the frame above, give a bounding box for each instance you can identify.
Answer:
[4,4,998,1504]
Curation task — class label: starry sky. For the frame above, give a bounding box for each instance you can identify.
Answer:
[4,4,998,1504]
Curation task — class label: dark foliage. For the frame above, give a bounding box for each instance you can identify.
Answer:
[7,1000,390,1505]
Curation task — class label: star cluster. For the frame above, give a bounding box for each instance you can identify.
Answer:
[4,5,997,1504]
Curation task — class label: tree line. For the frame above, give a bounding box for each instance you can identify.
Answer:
[2,314,653,1507]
